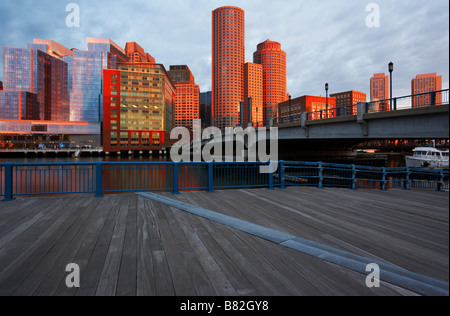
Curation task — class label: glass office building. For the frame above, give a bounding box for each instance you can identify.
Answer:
[62,38,128,122]
[2,45,69,121]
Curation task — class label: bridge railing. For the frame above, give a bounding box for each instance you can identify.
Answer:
[366,89,449,112]
[253,89,449,127]
[0,161,448,201]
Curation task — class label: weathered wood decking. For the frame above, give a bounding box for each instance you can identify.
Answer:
[0,187,448,296]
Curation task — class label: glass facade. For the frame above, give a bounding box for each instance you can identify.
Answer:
[3,47,33,92]
[66,50,104,122]
[0,91,39,120]
[3,46,69,121]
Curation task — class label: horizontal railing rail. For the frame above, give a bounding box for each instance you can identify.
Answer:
[253,89,449,128]
[0,161,448,201]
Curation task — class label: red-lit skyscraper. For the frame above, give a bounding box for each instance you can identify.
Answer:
[411,73,442,107]
[168,65,200,131]
[370,73,389,111]
[253,39,287,121]
[212,6,245,130]
[243,62,263,125]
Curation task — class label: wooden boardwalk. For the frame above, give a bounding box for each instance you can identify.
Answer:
[0,187,448,296]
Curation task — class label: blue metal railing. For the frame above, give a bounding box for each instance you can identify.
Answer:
[0,161,448,200]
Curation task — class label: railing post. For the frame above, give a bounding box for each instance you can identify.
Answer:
[207,162,214,193]
[3,163,15,201]
[381,167,387,191]
[267,161,274,190]
[95,162,103,197]
[173,162,180,194]
[279,161,285,189]
[404,167,411,190]
[318,162,324,189]
[352,164,357,190]
[438,170,444,192]
[393,98,397,111]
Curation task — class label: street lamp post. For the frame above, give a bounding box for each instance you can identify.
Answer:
[289,95,292,121]
[389,62,394,111]
[325,83,329,119]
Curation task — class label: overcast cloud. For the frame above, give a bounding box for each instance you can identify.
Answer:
[0,0,448,98]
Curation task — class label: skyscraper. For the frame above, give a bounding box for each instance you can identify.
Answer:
[411,73,442,107]
[212,6,245,130]
[243,62,263,125]
[2,42,69,121]
[370,73,389,111]
[168,65,200,131]
[253,39,287,121]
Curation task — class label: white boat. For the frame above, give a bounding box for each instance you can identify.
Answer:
[405,147,449,169]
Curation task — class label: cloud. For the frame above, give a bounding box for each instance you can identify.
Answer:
[0,0,448,99]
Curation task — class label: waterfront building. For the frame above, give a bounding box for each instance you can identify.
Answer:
[212,6,245,130]
[2,43,69,121]
[411,73,442,108]
[243,62,263,125]
[168,65,200,131]
[370,73,389,111]
[277,95,337,120]
[0,119,101,149]
[253,39,287,121]
[62,38,127,122]
[102,63,175,152]
[330,90,367,115]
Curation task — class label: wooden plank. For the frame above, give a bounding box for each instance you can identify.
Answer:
[12,196,99,296]
[33,196,107,296]
[95,195,131,296]
[0,196,88,295]
[136,196,156,296]
[171,207,238,296]
[116,194,138,296]
[154,203,196,296]
[75,194,125,296]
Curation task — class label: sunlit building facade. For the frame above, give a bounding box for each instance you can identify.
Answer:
[212,6,245,130]
[330,90,367,115]
[2,44,69,121]
[411,73,442,108]
[62,38,128,122]
[168,65,200,131]
[125,42,156,63]
[103,63,175,152]
[253,39,287,121]
[243,62,263,125]
[370,73,389,111]
[0,91,39,120]
[278,95,337,120]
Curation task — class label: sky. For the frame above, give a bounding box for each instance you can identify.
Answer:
[0,0,449,99]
